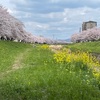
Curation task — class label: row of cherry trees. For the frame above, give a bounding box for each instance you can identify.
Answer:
[71,28,100,43]
[0,6,53,44]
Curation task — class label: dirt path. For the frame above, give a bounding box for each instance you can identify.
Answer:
[0,48,31,78]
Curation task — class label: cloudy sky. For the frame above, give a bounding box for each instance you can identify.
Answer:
[0,0,100,40]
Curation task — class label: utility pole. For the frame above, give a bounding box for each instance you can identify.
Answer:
[79,27,81,32]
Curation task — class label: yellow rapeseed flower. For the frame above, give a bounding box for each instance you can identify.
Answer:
[41,44,49,50]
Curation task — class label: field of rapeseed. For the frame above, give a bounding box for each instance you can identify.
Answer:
[40,44,100,85]
[54,48,100,67]
[53,47,100,88]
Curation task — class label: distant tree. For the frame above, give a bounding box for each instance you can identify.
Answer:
[71,28,100,43]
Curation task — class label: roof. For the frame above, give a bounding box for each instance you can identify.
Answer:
[85,21,97,23]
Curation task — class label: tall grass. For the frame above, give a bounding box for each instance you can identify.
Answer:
[0,43,100,100]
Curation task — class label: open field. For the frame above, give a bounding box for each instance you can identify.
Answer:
[0,41,100,100]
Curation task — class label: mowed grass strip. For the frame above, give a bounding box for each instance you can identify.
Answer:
[0,44,100,100]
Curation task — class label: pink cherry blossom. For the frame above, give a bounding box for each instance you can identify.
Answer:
[0,6,53,44]
[71,27,100,42]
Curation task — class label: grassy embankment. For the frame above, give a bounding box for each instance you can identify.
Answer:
[0,41,100,100]
[0,41,31,73]
[67,41,100,53]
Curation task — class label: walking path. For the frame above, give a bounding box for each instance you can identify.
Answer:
[0,48,31,78]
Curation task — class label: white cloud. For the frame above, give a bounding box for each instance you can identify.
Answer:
[25,22,50,30]
[7,8,13,14]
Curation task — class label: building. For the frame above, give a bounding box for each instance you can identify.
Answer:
[82,21,97,31]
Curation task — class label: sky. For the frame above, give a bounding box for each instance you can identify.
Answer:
[0,0,100,40]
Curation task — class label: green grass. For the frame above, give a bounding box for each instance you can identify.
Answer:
[0,41,100,100]
[0,41,31,72]
[67,41,100,53]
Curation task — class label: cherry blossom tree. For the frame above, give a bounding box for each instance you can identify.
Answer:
[0,6,28,41]
[71,27,100,43]
[0,5,53,44]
